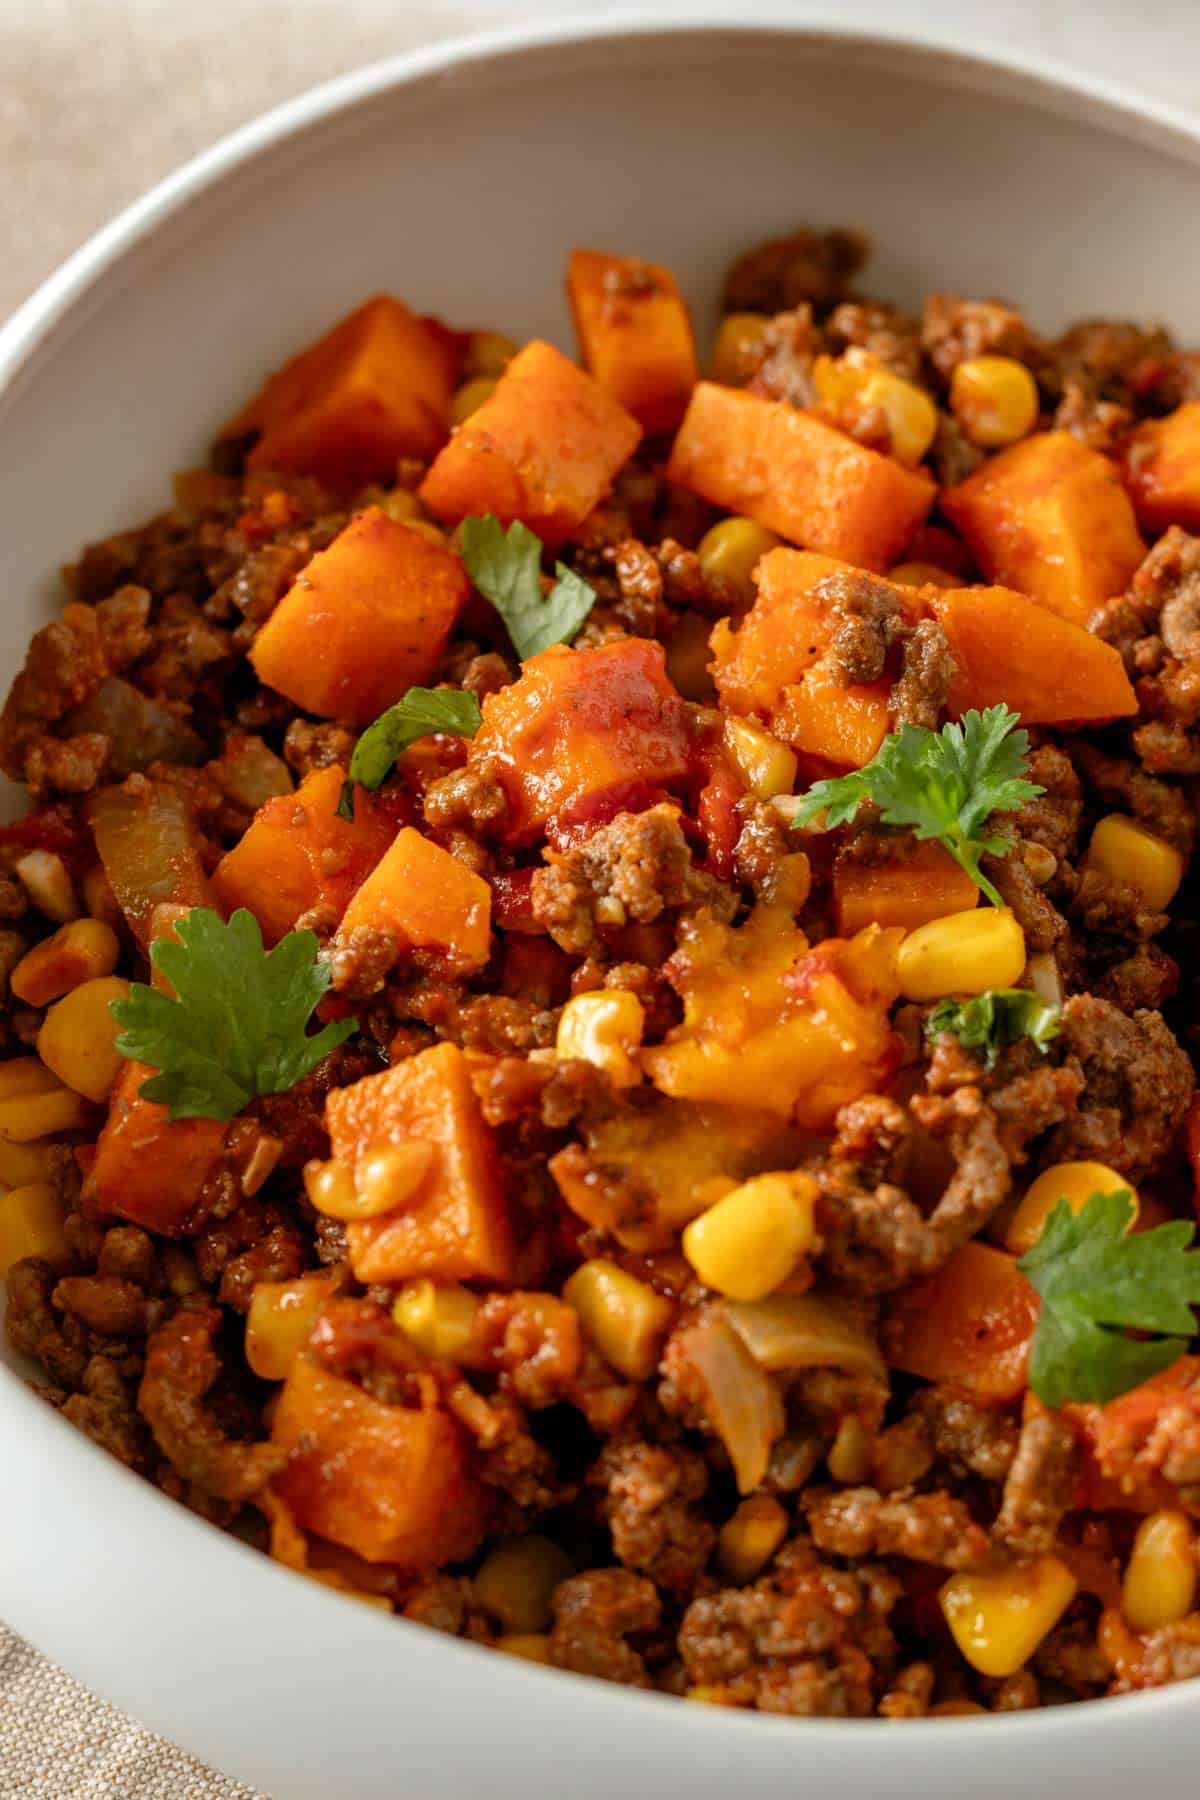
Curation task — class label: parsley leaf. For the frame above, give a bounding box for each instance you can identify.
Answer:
[338,687,481,820]
[1019,1189,1200,1407]
[459,514,596,659]
[925,989,1061,1068]
[788,705,1044,906]
[110,908,356,1122]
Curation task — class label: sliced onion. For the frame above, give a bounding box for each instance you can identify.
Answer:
[210,734,293,812]
[87,777,214,944]
[66,677,205,776]
[1026,952,1064,1009]
[676,1316,784,1494]
[725,1292,886,1382]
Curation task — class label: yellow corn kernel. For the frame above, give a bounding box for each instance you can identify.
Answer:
[0,1183,70,1276]
[897,906,1025,1002]
[1084,814,1184,913]
[303,1156,357,1218]
[0,1084,92,1142]
[1122,1509,1197,1631]
[463,330,519,379]
[711,311,770,386]
[81,863,123,931]
[1005,1161,1136,1255]
[0,1058,61,1102]
[723,716,797,802]
[696,517,782,605]
[887,561,961,590]
[812,349,938,466]
[0,1136,60,1188]
[556,991,645,1089]
[474,1535,573,1633]
[717,1495,788,1583]
[451,376,499,426]
[681,1171,817,1302]
[37,975,131,1103]
[15,849,79,923]
[827,1414,873,1484]
[393,1279,479,1360]
[950,356,1039,450]
[354,1139,434,1216]
[940,1555,1077,1678]
[245,1271,339,1381]
[496,1633,553,1664]
[562,1258,674,1380]
[10,918,121,1008]
[378,487,424,523]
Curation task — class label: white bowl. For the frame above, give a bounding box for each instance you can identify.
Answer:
[4,13,1200,1796]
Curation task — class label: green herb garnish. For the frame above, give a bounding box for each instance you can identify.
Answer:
[788,705,1043,906]
[925,989,1061,1068]
[1019,1190,1200,1407]
[459,514,596,659]
[111,908,356,1121]
[338,687,481,820]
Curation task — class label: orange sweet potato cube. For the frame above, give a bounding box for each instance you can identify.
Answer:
[468,638,691,845]
[1123,402,1200,534]
[833,840,980,934]
[941,431,1145,624]
[882,1241,1039,1402]
[929,585,1137,724]
[567,248,697,435]
[271,1355,487,1567]
[222,296,458,490]
[249,507,470,726]
[85,1061,229,1238]
[212,765,395,945]
[335,827,491,973]
[327,1043,514,1285]
[667,383,934,570]
[419,339,642,547]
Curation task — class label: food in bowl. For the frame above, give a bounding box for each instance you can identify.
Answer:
[2,225,1199,1717]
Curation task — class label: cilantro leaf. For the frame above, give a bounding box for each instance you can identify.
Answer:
[788,705,1044,906]
[925,989,1061,1068]
[110,907,356,1122]
[459,514,596,659]
[1019,1190,1200,1406]
[338,687,481,820]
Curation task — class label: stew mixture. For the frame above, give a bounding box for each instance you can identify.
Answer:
[5,229,1200,1716]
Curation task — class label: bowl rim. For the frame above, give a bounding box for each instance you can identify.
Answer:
[2,4,1200,1764]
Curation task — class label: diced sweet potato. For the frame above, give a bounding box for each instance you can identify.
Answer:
[941,431,1145,624]
[882,1241,1038,1401]
[1123,402,1200,534]
[567,249,697,434]
[87,777,214,948]
[418,340,642,546]
[212,765,395,945]
[667,383,934,570]
[327,1043,515,1285]
[222,295,458,489]
[334,827,491,973]
[929,585,1137,724]
[774,663,891,769]
[833,840,980,934]
[250,507,470,726]
[84,1060,229,1237]
[469,639,690,845]
[271,1355,486,1567]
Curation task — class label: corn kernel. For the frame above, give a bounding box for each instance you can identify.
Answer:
[813,349,938,466]
[379,487,424,523]
[15,850,79,923]
[0,1136,60,1188]
[496,1633,553,1664]
[556,991,645,1089]
[451,376,499,426]
[696,517,782,605]
[474,1535,573,1633]
[827,1414,873,1484]
[10,918,121,1007]
[464,330,519,379]
[887,561,962,590]
[1122,1509,1197,1631]
[0,1183,70,1276]
[723,716,797,802]
[302,1156,357,1218]
[682,1171,817,1302]
[0,1058,61,1101]
[562,1258,674,1380]
[950,356,1039,449]
[711,312,770,385]
[1084,814,1184,913]
[718,1495,788,1583]
[37,975,131,1103]
[940,1555,1077,1677]
[245,1271,339,1381]
[897,906,1025,1002]
[393,1279,479,1360]
[355,1139,434,1216]
[1005,1161,1135,1255]
[0,1085,93,1142]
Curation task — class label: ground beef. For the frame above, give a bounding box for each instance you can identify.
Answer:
[824,301,923,381]
[746,307,819,407]
[1047,994,1195,1178]
[723,227,868,317]
[1015,743,1084,862]
[1070,741,1195,857]
[805,1486,990,1570]
[890,620,955,729]
[594,1439,716,1592]
[921,295,1037,381]
[914,1388,1019,1483]
[549,1568,662,1686]
[138,1308,282,1501]
[816,570,908,684]
[994,1412,1079,1553]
